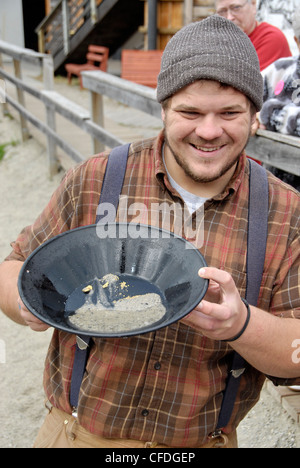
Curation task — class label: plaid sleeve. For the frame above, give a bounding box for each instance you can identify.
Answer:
[5,169,75,262]
[4,155,108,262]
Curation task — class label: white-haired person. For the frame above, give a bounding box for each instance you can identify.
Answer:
[215,0,292,70]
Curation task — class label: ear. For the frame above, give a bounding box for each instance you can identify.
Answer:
[161,107,166,122]
[251,111,258,126]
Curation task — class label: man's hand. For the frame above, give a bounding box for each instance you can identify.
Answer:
[182,267,248,342]
[0,260,51,332]
[17,297,50,332]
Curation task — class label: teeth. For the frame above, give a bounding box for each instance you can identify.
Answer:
[194,145,221,152]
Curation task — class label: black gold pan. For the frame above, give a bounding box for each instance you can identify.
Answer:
[18,223,208,338]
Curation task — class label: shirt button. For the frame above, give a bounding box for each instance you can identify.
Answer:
[141,409,149,417]
[154,362,161,370]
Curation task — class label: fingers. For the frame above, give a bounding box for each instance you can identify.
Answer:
[196,300,232,321]
[198,267,236,295]
[17,298,50,332]
[181,267,248,340]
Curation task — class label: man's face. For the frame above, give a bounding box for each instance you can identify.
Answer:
[215,0,257,35]
[161,80,255,188]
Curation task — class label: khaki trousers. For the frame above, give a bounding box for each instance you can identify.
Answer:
[33,405,238,449]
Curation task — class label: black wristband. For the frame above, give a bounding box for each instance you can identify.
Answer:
[222,298,251,343]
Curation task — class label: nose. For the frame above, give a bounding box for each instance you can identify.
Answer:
[194,115,224,141]
[227,11,235,21]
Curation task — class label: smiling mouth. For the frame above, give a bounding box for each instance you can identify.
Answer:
[191,144,224,153]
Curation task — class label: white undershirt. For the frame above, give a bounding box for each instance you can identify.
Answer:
[163,148,207,214]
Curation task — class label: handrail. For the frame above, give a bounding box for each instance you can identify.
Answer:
[0,40,48,64]
[35,0,64,32]
[246,129,300,176]
[81,70,161,119]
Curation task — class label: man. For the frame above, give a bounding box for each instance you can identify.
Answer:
[0,16,299,449]
[215,0,292,70]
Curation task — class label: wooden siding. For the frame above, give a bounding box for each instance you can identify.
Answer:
[141,0,215,50]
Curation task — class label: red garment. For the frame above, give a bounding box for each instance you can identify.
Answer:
[249,22,292,71]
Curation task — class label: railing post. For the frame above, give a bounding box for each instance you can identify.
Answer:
[37,29,46,53]
[13,59,30,142]
[90,90,105,153]
[43,55,60,178]
[0,51,8,115]
[62,0,70,55]
[43,55,54,91]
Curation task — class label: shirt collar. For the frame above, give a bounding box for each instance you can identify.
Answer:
[154,130,248,202]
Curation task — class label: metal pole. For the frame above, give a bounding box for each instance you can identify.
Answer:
[148,0,157,50]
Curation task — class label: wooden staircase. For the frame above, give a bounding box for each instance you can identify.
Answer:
[36,0,144,72]
[36,1,215,73]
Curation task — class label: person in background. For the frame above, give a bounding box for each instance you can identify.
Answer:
[215,0,292,71]
[259,9,300,192]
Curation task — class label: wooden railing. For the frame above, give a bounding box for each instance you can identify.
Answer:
[0,40,160,178]
[0,40,61,175]
[246,129,300,176]
[0,40,299,180]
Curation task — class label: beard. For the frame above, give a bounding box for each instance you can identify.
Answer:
[164,132,251,184]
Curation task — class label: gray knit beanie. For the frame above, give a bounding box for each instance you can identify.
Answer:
[157,15,263,111]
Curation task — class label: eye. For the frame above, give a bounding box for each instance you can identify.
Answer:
[221,111,240,119]
[179,110,199,118]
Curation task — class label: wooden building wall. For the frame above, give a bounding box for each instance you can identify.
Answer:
[142,0,215,50]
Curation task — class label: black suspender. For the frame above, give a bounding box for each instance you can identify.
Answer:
[95,143,131,224]
[214,159,269,433]
[69,146,269,433]
[69,143,130,411]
